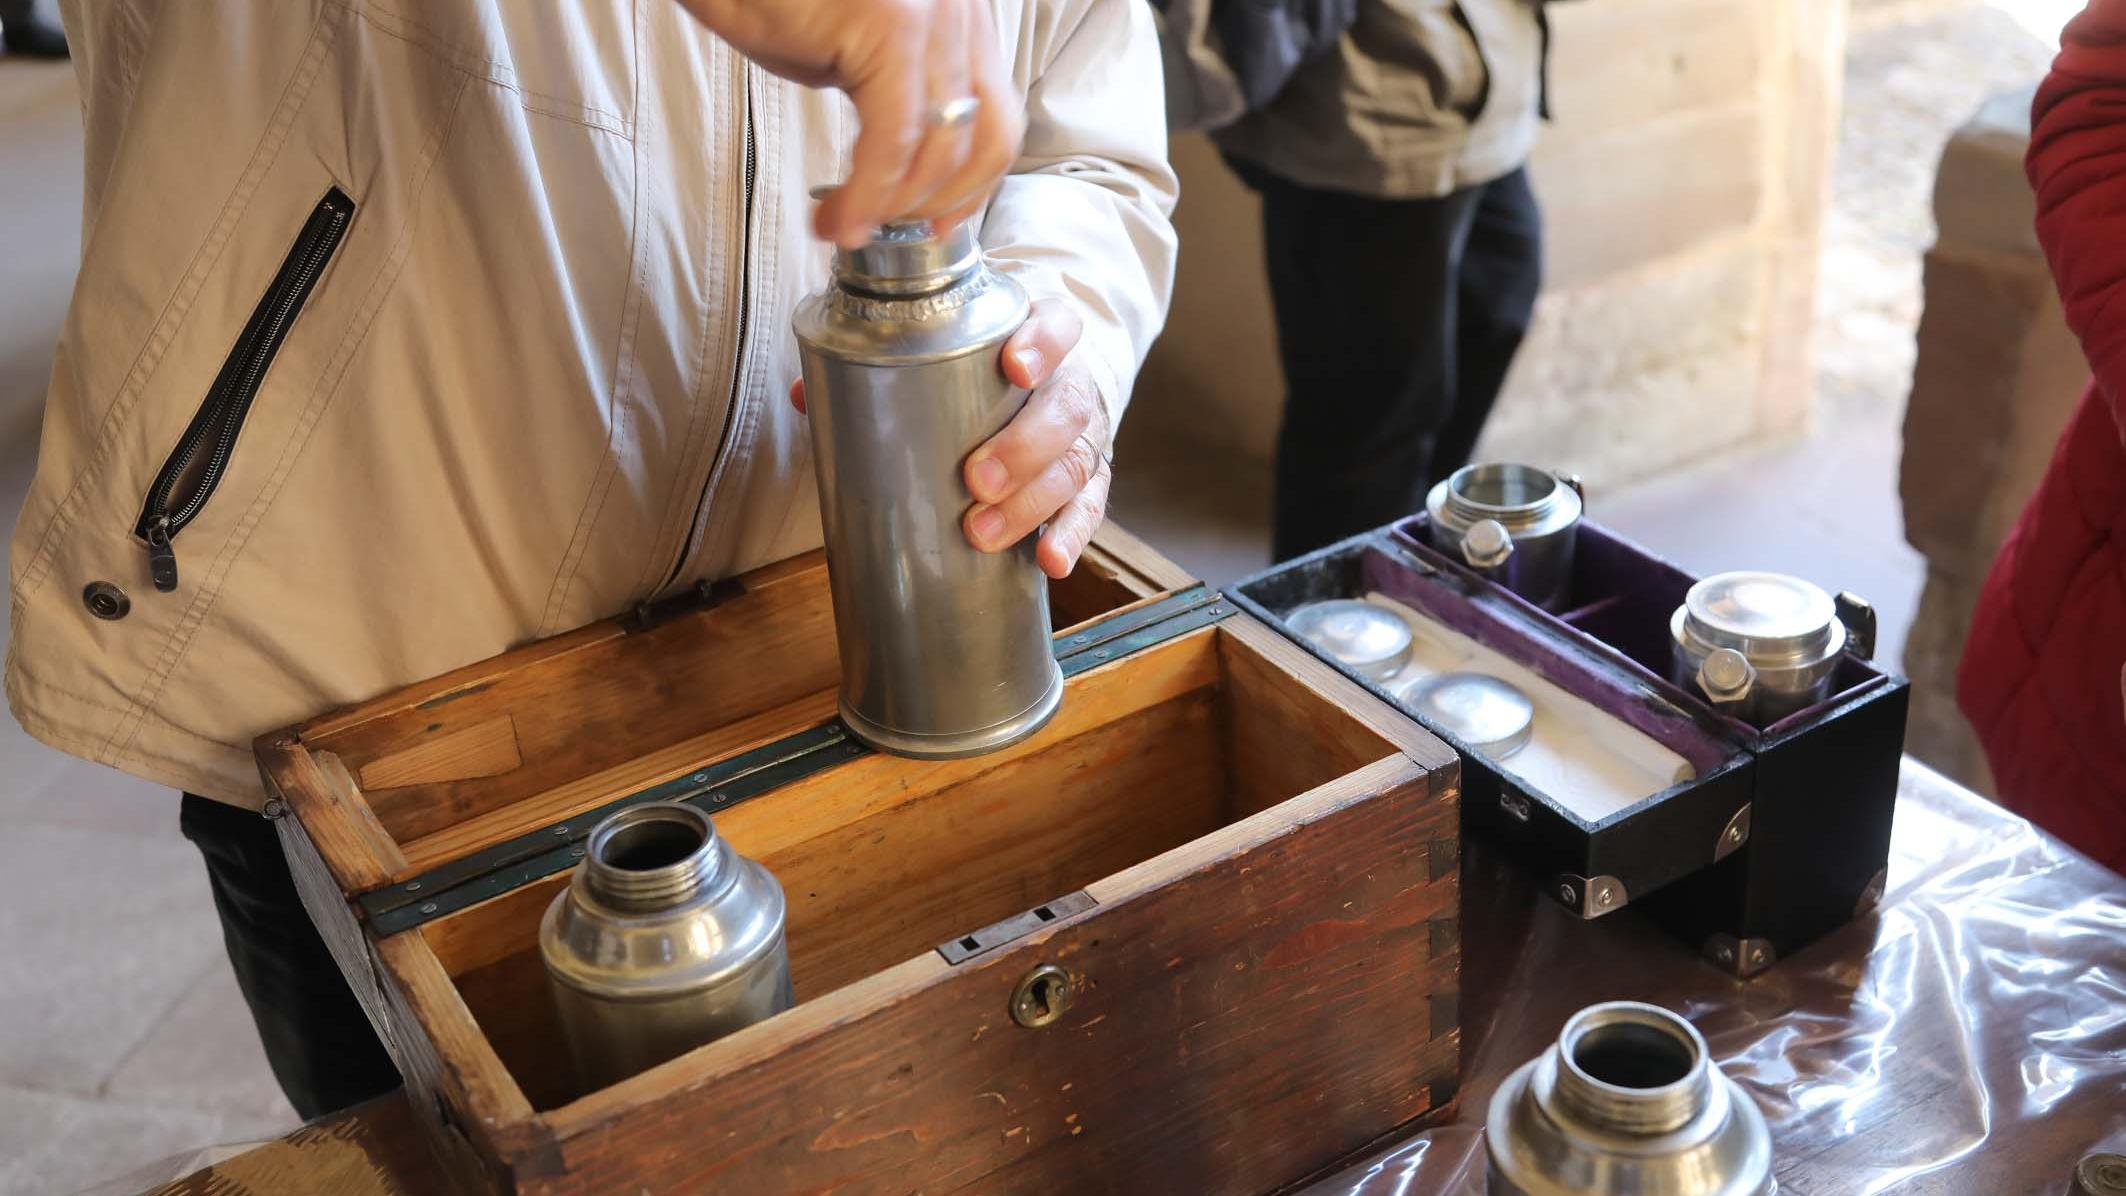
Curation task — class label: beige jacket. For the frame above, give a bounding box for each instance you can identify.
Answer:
[10,0,1178,807]
[1163,0,1544,199]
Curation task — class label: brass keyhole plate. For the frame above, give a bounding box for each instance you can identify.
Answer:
[1010,963,1075,1029]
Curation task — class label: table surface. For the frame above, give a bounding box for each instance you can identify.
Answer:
[117,760,2126,1196]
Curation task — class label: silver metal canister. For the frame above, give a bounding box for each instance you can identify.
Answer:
[1669,572,1865,725]
[540,803,793,1090]
[1426,463,1584,612]
[1487,1001,1775,1196]
[793,216,1064,759]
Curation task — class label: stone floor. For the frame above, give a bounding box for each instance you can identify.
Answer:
[0,4,2074,1193]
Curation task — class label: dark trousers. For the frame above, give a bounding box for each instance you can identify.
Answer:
[1244,164,1544,560]
[180,793,401,1121]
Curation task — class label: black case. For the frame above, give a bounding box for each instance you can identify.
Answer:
[1230,518,1909,976]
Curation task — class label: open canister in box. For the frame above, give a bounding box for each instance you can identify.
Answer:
[258,526,1464,1196]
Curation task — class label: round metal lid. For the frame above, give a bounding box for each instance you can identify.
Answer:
[1286,600,1413,681]
[2073,1154,2126,1196]
[1405,671,1535,759]
[1679,572,1842,668]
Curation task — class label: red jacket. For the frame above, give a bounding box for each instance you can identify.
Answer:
[1959,0,2126,874]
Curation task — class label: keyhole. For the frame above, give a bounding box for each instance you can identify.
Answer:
[1028,977,1059,1016]
[1010,963,1074,1029]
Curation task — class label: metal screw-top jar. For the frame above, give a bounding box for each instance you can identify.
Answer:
[793,212,1064,759]
[1487,1001,1774,1196]
[1425,463,1584,611]
[540,803,793,1090]
[1670,571,1849,725]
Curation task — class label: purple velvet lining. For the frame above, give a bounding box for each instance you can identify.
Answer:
[1354,547,1734,774]
[1390,515,1893,736]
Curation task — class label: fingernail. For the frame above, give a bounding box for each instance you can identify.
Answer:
[970,456,1009,498]
[1013,348,1043,380]
[970,506,1005,546]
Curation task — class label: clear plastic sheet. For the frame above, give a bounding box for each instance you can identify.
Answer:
[1300,760,2126,1196]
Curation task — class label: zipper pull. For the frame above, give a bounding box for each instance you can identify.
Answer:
[145,516,178,592]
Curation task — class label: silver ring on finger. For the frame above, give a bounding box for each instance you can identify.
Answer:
[927,95,980,129]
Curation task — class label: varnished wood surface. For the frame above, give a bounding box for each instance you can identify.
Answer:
[139,1095,448,1196]
[432,624,1418,1114]
[530,755,1458,1195]
[250,526,1466,1194]
[263,534,1171,889]
[319,557,845,848]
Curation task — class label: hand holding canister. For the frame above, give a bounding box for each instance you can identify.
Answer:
[793,216,1066,759]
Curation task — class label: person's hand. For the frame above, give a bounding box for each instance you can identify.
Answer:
[674,0,1024,247]
[789,298,1111,579]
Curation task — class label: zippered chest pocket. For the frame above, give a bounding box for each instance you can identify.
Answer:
[133,186,355,593]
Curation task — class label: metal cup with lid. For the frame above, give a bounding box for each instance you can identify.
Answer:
[1425,463,1584,611]
[1669,571,1874,725]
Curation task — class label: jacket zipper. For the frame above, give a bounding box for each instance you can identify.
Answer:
[134,187,354,592]
[657,81,755,595]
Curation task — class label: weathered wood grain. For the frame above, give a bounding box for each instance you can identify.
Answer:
[320,560,844,847]
[357,715,523,791]
[530,755,1458,1195]
[1222,615,1463,775]
[395,688,839,877]
[264,528,1464,1196]
[140,1094,450,1196]
[420,625,1226,986]
[272,807,511,1193]
[260,741,409,892]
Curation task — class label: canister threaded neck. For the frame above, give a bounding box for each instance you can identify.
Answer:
[1550,1002,1715,1135]
[581,803,723,913]
[1439,462,1571,533]
[832,218,981,297]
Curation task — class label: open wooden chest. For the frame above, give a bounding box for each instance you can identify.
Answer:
[259,525,1464,1195]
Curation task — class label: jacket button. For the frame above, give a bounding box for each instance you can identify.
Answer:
[82,581,131,621]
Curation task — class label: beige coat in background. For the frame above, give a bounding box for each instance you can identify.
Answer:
[1159,0,1544,197]
[8,0,1178,806]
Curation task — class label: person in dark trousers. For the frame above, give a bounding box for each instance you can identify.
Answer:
[1159,0,1550,560]
[0,0,67,56]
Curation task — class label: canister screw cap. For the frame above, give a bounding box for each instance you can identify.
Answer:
[1698,648,1757,704]
[1462,519,1514,570]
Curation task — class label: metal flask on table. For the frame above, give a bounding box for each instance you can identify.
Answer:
[1487,1001,1775,1196]
[540,803,793,1091]
[793,214,1064,758]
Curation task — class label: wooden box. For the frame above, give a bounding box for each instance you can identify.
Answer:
[260,527,1463,1195]
[1232,520,1906,977]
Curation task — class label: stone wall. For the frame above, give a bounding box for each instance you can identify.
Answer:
[1124,0,1848,485]
[1899,86,2083,792]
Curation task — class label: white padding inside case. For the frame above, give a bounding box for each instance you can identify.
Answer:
[1364,593,1695,822]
